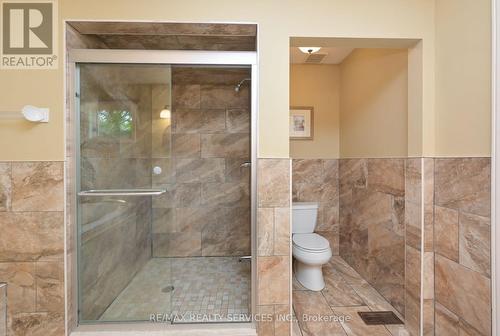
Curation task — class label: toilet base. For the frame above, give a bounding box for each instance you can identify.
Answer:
[295,261,325,291]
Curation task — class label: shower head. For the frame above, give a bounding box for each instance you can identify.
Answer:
[234,78,251,92]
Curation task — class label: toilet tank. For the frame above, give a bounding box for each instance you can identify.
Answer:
[292,202,319,233]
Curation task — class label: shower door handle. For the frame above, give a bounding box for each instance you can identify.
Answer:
[78,189,166,196]
[240,161,251,168]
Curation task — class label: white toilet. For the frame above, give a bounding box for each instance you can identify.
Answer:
[292,202,332,291]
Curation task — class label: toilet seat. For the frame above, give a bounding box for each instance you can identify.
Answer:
[292,233,330,252]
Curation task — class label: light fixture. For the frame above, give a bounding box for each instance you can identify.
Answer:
[159,105,171,119]
[22,105,49,122]
[299,47,321,54]
[0,105,49,123]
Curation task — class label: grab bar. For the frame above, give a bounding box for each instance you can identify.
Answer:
[78,189,166,196]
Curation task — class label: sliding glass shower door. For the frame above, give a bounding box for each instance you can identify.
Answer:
[77,64,173,322]
[76,62,253,324]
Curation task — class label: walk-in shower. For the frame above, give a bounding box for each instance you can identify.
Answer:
[72,50,257,324]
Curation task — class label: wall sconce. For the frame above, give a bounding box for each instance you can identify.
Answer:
[160,105,171,119]
[0,105,49,122]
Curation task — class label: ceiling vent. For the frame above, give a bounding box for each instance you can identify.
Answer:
[305,53,327,64]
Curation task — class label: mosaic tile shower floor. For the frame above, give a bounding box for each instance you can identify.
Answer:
[100,257,251,323]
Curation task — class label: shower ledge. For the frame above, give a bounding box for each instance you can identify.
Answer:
[70,322,257,336]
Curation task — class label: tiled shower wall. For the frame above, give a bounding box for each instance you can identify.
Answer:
[152,67,251,257]
[339,158,406,316]
[292,159,339,254]
[0,162,65,335]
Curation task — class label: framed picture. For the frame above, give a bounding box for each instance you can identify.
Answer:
[290,106,314,140]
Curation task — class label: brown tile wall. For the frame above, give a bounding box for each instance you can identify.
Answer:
[0,162,65,336]
[257,159,291,336]
[422,158,435,336]
[404,158,422,336]
[152,67,251,257]
[67,22,257,52]
[0,283,5,335]
[339,158,406,316]
[292,159,339,254]
[337,156,492,336]
[433,158,491,336]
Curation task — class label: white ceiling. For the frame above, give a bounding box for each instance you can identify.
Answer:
[290,46,354,64]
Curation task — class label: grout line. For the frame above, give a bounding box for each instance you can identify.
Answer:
[292,257,408,336]
[434,250,491,279]
[329,257,368,307]
[336,256,407,332]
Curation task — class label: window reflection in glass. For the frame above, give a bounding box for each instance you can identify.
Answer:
[96,109,133,137]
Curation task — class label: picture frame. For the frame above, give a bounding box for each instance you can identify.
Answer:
[290,106,314,140]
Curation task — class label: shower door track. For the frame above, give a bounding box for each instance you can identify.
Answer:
[67,49,259,331]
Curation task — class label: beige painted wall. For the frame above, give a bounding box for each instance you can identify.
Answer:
[0,0,437,161]
[290,64,340,159]
[435,0,492,157]
[339,49,409,158]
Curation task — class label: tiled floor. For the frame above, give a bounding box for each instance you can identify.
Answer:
[292,256,410,336]
[100,257,251,323]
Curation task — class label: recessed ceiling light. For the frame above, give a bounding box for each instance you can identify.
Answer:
[299,47,321,54]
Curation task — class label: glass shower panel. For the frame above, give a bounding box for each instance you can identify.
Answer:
[77,64,173,322]
[164,66,252,323]
[76,63,252,325]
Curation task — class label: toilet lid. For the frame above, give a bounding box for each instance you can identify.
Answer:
[293,233,330,251]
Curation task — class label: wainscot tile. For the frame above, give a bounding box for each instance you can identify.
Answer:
[257,208,274,256]
[435,302,459,336]
[367,159,405,196]
[435,254,491,336]
[0,212,63,262]
[459,212,490,277]
[0,262,35,314]
[434,206,459,261]
[35,261,64,312]
[258,159,290,208]
[434,158,490,217]
[9,311,64,336]
[258,256,290,305]
[11,162,63,212]
[274,208,290,256]
[0,163,11,211]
